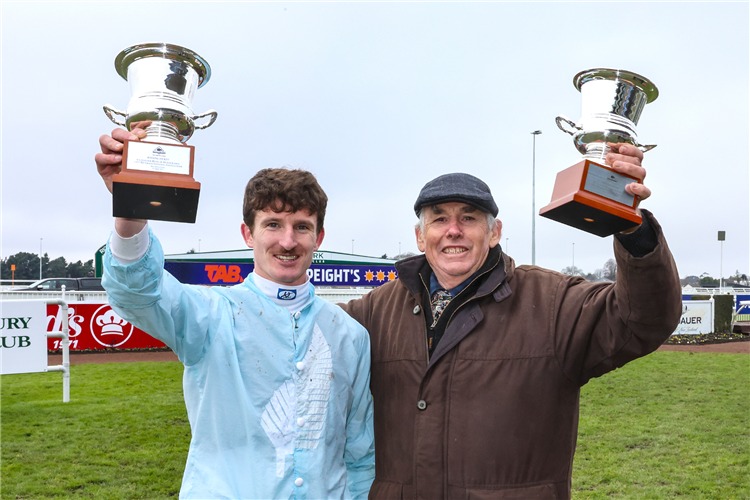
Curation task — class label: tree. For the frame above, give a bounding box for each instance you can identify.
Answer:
[392,252,417,261]
[602,258,617,281]
[46,256,67,277]
[1,252,94,280]
[1,252,42,280]
[67,259,94,277]
[699,275,719,287]
[561,265,585,277]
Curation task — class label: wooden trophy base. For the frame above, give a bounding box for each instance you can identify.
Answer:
[112,140,200,224]
[539,159,642,237]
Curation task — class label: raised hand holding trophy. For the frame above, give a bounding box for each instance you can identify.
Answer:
[103,43,217,223]
[540,68,658,237]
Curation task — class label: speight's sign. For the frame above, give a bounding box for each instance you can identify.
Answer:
[164,249,398,287]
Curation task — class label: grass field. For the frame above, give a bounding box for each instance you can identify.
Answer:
[2,351,748,499]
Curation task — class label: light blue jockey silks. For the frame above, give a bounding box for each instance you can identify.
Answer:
[103,228,375,500]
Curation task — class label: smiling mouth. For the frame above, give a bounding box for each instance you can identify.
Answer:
[442,247,467,254]
[276,255,299,262]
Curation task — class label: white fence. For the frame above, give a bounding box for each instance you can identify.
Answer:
[1,290,108,303]
[682,286,750,295]
[1,288,371,305]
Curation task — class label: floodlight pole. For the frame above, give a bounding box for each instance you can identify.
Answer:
[531,130,542,266]
[718,231,725,292]
[39,238,43,280]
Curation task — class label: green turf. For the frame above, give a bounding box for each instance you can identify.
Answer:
[1,362,188,499]
[574,352,749,499]
[1,352,748,499]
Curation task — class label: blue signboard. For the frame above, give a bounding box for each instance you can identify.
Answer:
[164,261,398,287]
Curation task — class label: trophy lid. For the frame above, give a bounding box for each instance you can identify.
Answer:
[115,43,212,88]
[574,68,658,103]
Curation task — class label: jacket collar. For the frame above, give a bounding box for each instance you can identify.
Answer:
[396,245,514,302]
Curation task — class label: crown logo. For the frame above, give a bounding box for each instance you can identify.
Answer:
[96,310,128,335]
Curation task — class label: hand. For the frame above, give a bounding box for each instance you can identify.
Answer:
[95,126,147,193]
[605,143,650,234]
[605,143,650,202]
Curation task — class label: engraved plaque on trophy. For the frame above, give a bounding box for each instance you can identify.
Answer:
[539,68,658,237]
[103,43,217,223]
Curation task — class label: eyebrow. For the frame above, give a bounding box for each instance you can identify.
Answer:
[428,204,477,215]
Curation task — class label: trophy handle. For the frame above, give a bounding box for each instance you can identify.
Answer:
[637,143,657,153]
[103,104,127,127]
[193,110,218,130]
[555,115,581,136]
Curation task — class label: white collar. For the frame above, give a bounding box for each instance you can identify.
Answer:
[250,272,312,313]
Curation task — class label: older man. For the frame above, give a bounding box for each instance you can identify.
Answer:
[96,128,375,499]
[343,145,681,500]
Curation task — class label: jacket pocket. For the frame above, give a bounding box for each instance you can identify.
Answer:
[466,483,558,500]
[369,479,409,500]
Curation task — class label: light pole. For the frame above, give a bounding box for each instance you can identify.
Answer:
[198,239,201,253]
[39,238,43,280]
[505,237,509,255]
[572,242,575,269]
[718,231,725,291]
[531,130,542,266]
[351,239,354,255]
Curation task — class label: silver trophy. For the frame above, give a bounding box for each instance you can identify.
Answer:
[555,68,658,160]
[103,43,217,223]
[104,42,217,144]
[540,68,659,237]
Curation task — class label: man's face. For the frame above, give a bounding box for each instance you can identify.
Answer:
[416,202,501,290]
[241,207,324,286]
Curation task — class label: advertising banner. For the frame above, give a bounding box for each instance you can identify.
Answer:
[45,303,166,351]
[165,261,398,287]
[1,300,47,374]
[673,300,714,335]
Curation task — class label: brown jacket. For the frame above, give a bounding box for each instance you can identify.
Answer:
[343,213,681,500]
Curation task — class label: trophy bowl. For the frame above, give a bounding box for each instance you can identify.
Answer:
[103,42,217,224]
[556,68,658,159]
[540,68,659,237]
[103,42,217,144]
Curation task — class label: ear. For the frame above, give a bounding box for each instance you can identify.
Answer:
[489,219,502,248]
[314,227,325,251]
[241,223,254,249]
[415,226,426,253]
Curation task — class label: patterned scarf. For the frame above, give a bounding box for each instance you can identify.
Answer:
[430,289,453,328]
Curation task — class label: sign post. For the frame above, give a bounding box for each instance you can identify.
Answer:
[1,299,70,402]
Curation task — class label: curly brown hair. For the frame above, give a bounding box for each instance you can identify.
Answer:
[243,168,327,234]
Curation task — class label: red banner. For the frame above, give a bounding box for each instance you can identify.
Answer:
[46,303,166,351]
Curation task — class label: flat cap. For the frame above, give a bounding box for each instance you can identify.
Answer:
[414,173,498,217]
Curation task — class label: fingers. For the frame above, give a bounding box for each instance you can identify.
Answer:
[95,152,122,173]
[626,181,651,202]
[113,127,146,146]
[96,127,146,195]
[605,143,646,181]
[605,143,651,203]
[99,128,146,154]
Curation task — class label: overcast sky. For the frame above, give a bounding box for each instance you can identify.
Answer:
[2,1,748,279]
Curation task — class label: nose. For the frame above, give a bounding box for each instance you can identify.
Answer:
[279,226,297,251]
[446,219,462,239]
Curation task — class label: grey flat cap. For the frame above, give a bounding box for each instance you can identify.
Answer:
[414,173,498,217]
